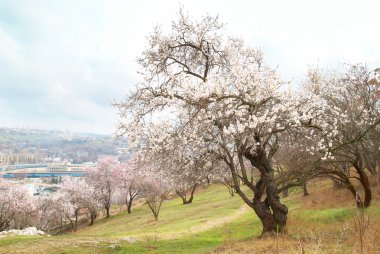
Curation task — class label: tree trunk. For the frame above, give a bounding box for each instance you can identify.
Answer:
[70,220,75,232]
[184,184,197,204]
[357,170,371,208]
[234,174,288,236]
[354,163,372,208]
[74,209,79,231]
[216,139,288,237]
[184,198,193,204]
[127,200,133,214]
[243,149,288,235]
[180,195,193,204]
[346,182,364,208]
[266,182,288,233]
[90,216,94,225]
[89,211,97,225]
[206,175,211,185]
[252,198,275,235]
[105,205,110,218]
[176,184,196,205]
[303,182,309,196]
[176,190,187,204]
[126,189,138,214]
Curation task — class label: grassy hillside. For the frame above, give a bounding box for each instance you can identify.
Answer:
[1,182,379,253]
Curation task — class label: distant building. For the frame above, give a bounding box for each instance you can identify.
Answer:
[47,164,67,172]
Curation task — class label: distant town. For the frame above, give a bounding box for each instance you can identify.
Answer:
[0,127,128,194]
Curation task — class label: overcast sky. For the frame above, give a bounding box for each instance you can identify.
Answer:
[0,0,379,134]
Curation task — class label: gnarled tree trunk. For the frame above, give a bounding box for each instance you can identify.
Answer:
[223,144,288,236]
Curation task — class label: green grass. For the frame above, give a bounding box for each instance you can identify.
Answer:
[298,207,353,222]
[75,185,247,238]
[0,184,257,253]
[1,183,379,254]
[0,235,42,247]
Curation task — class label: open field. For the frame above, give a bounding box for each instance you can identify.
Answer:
[1,181,380,254]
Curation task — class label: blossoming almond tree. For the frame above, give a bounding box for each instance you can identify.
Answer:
[115,10,319,235]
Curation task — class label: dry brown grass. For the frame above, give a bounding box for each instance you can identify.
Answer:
[210,235,299,254]
[211,215,380,254]
[300,178,380,210]
[301,186,356,209]
[211,177,380,254]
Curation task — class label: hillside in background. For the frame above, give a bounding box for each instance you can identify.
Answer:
[0,181,379,254]
[0,127,128,164]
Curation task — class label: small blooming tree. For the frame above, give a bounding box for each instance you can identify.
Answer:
[0,185,38,231]
[86,158,122,218]
[37,194,63,232]
[138,163,171,221]
[61,177,100,227]
[119,157,144,214]
[38,191,75,232]
[151,133,212,205]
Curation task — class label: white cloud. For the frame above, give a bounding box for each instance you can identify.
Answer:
[0,0,379,134]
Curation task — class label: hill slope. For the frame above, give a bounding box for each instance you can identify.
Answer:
[0,183,380,253]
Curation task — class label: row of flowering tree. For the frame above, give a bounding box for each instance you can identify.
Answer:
[0,156,174,232]
[115,9,380,236]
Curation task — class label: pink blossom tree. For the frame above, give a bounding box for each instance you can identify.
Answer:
[135,161,171,221]
[85,157,122,218]
[119,157,143,214]
[0,185,38,231]
[151,134,212,205]
[60,177,100,227]
[37,191,75,232]
[141,177,170,221]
